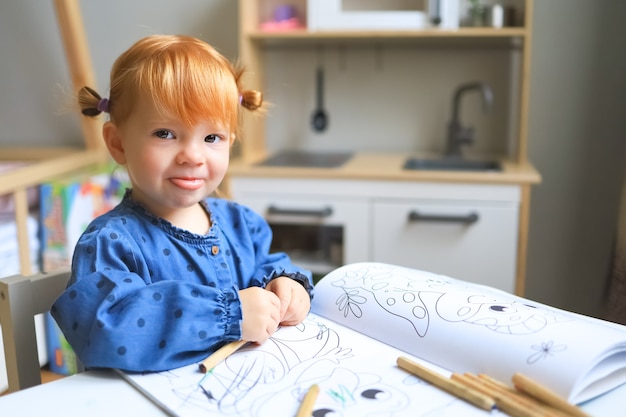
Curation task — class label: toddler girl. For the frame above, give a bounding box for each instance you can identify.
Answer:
[51,35,313,372]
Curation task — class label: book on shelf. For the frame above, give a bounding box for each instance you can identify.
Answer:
[120,262,626,417]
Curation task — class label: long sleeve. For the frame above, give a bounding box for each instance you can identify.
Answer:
[217,199,314,297]
[51,195,312,372]
[51,220,243,372]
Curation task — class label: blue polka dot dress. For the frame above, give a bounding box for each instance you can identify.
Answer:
[51,190,313,372]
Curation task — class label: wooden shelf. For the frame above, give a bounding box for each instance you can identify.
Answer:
[248,27,528,40]
[247,27,528,48]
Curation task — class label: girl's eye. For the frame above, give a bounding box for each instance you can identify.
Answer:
[204,134,221,144]
[154,129,175,139]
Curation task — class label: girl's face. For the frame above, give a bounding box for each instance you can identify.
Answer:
[103,92,231,221]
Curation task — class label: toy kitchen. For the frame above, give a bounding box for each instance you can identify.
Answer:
[229,0,540,294]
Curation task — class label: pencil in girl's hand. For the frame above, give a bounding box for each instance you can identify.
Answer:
[198,340,248,373]
[296,384,320,417]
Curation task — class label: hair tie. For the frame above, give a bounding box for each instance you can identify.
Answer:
[238,95,243,105]
[97,98,110,113]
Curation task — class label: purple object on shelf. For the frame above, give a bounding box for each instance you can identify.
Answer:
[274,5,296,22]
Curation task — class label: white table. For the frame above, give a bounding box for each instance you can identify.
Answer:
[0,370,164,417]
[0,369,624,416]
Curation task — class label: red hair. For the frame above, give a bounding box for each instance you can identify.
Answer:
[79,35,262,140]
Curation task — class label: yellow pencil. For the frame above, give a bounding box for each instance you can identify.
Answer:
[198,340,248,373]
[396,356,496,411]
[512,373,592,417]
[296,384,320,417]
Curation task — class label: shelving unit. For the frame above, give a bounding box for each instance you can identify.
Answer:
[233,0,538,295]
[237,0,533,164]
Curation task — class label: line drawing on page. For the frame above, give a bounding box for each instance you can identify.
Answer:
[330,263,572,338]
[126,315,488,417]
[123,262,626,411]
[527,340,568,364]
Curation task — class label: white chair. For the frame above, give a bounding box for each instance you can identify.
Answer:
[0,269,82,393]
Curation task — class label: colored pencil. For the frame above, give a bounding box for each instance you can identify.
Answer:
[452,373,543,417]
[198,340,248,373]
[396,356,496,411]
[295,384,320,417]
[512,373,592,417]
[460,373,566,417]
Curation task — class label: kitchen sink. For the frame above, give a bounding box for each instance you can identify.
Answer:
[403,157,502,172]
[256,150,353,168]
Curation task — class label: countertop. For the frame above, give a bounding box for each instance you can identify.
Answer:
[229,152,542,185]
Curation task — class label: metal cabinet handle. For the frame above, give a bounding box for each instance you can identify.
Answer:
[408,210,479,224]
[267,205,333,218]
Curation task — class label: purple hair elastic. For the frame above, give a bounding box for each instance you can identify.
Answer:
[239,95,243,105]
[97,98,110,113]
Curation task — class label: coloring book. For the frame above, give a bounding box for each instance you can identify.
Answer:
[120,262,626,416]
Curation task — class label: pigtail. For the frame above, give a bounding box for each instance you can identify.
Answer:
[240,89,263,111]
[78,86,109,117]
[233,65,263,112]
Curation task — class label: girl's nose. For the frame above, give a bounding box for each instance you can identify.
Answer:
[175,142,203,166]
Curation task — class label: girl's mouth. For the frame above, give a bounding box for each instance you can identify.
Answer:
[170,177,204,190]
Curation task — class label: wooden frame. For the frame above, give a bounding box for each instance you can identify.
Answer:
[0,0,108,277]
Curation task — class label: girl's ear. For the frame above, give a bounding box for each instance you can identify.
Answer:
[103,121,126,164]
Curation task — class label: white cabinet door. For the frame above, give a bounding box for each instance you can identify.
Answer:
[231,177,521,291]
[231,194,369,276]
[372,200,519,292]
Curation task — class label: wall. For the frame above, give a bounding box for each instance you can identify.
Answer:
[0,0,238,148]
[526,0,626,317]
[0,1,625,318]
[264,45,514,156]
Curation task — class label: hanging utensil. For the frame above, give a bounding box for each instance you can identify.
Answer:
[311,67,328,132]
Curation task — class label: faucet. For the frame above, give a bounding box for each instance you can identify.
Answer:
[445,82,493,158]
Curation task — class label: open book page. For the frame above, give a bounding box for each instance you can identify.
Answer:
[120,313,501,417]
[310,262,626,404]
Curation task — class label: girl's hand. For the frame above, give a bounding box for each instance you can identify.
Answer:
[265,277,311,326]
[238,287,280,343]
